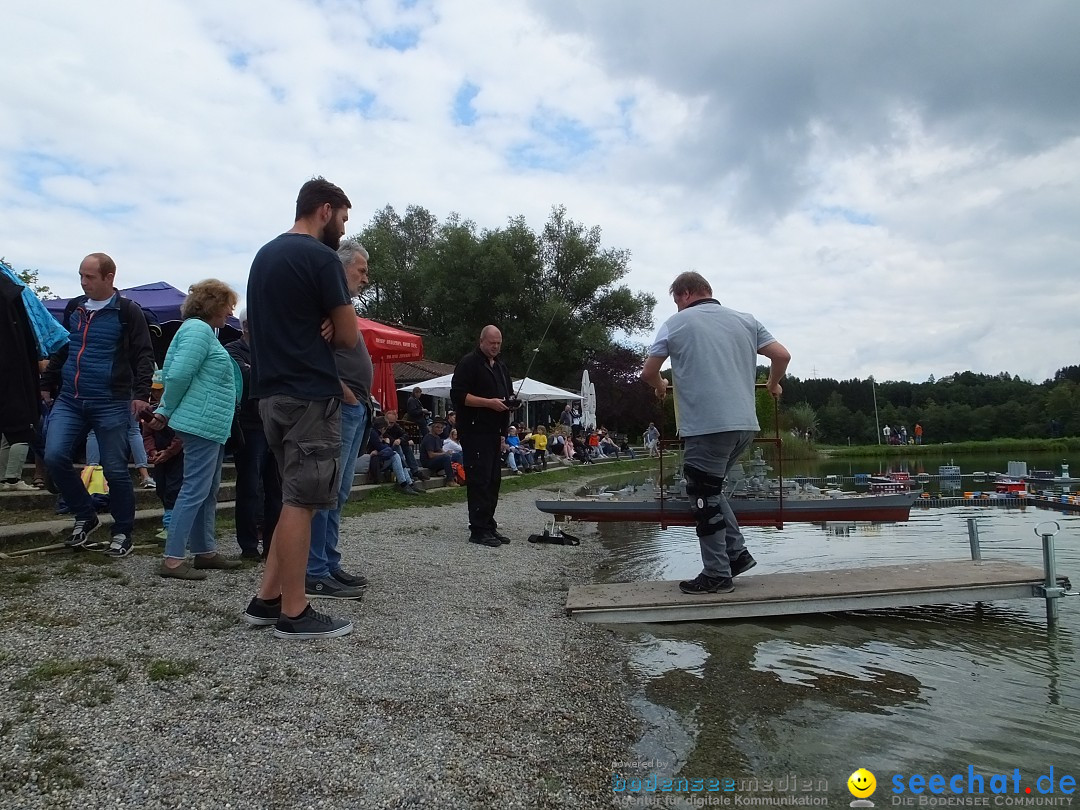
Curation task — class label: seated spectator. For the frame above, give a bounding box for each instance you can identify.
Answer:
[549,428,571,464]
[505,425,534,471]
[501,435,522,475]
[420,419,458,486]
[532,424,548,470]
[384,408,428,480]
[439,411,457,441]
[443,427,463,465]
[598,429,621,459]
[571,435,593,464]
[618,435,636,460]
[586,429,601,459]
[369,425,424,495]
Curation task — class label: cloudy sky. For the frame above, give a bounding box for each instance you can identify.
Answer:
[3,0,1078,383]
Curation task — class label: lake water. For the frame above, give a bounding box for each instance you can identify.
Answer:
[588,456,1079,808]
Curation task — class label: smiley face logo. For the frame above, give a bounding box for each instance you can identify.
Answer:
[848,768,877,799]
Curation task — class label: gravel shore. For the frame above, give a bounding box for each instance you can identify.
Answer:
[0,486,637,809]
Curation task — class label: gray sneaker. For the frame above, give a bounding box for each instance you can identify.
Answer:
[66,515,101,550]
[104,534,133,558]
[274,605,352,640]
[305,576,365,600]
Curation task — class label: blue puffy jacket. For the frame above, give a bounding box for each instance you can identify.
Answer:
[157,319,242,444]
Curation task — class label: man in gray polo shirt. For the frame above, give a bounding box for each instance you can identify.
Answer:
[641,271,790,595]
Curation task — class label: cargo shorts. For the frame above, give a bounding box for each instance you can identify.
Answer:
[259,395,342,510]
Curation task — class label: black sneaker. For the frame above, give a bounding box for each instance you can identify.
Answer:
[492,530,511,545]
[399,483,422,496]
[730,550,757,577]
[274,604,352,640]
[66,515,101,550]
[242,596,281,627]
[468,531,501,548]
[104,534,133,558]
[414,469,431,481]
[306,576,365,600]
[330,568,368,589]
[679,573,734,594]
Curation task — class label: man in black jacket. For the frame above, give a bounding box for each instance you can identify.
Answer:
[450,325,515,547]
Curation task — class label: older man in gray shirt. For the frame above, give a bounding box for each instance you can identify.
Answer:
[641,271,790,595]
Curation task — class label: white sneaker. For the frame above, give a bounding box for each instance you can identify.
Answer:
[9,480,37,492]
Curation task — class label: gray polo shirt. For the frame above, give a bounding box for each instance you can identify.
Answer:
[648,300,776,437]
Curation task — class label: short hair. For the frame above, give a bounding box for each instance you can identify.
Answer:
[413,387,422,394]
[237,306,248,327]
[338,240,369,268]
[86,252,116,279]
[181,279,239,322]
[295,176,351,221]
[669,271,712,298]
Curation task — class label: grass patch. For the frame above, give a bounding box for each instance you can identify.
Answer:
[0,727,85,792]
[147,657,199,682]
[820,436,1080,458]
[11,656,130,707]
[0,608,81,629]
[0,563,46,597]
[183,599,240,632]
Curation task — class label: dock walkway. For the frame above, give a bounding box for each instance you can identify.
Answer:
[566,560,1069,624]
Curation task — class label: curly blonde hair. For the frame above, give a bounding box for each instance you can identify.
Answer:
[181,279,239,321]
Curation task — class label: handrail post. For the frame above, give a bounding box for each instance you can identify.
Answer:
[1037,521,1062,626]
[966,518,982,561]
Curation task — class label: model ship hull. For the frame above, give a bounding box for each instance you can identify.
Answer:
[535,492,919,527]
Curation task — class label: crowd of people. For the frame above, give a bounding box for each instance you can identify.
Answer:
[1,177,647,642]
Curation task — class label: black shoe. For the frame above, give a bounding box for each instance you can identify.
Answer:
[468,531,501,548]
[306,576,365,600]
[239,549,263,560]
[399,483,422,496]
[274,604,352,640]
[66,514,101,550]
[104,533,133,558]
[415,469,431,481]
[492,531,511,545]
[730,550,757,577]
[679,573,734,594]
[242,596,281,627]
[330,568,368,589]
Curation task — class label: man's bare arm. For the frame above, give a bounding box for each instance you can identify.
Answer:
[759,341,791,398]
[640,355,668,401]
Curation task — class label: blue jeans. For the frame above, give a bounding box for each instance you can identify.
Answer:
[233,426,281,556]
[86,413,149,469]
[44,395,135,537]
[309,402,369,579]
[164,432,225,559]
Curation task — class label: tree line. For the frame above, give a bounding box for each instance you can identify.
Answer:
[779,369,1080,445]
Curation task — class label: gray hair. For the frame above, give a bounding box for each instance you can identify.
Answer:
[338,241,369,268]
[237,306,248,327]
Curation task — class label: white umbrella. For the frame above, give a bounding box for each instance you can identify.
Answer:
[513,377,582,402]
[398,373,455,399]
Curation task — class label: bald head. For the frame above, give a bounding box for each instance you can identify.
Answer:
[479,324,502,360]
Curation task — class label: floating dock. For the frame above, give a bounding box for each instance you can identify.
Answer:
[565,561,1070,624]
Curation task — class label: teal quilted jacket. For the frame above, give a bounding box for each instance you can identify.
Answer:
[157,318,241,444]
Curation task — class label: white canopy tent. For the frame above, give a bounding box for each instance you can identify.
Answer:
[402,375,582,427]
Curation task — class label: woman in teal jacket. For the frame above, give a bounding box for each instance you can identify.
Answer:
[148,280,243,580]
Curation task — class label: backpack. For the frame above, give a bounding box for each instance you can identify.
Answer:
[451,461,466,485]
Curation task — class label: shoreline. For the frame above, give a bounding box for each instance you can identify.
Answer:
[0,485,638,809]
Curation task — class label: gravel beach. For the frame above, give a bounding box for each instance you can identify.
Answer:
[0,486,638,809]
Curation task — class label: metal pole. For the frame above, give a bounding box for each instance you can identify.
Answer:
[871,377,881,445]
[966,518,982,561]
[1039,523,1061,626]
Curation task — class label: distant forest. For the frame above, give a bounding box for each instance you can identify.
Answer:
[779,367,1080,445]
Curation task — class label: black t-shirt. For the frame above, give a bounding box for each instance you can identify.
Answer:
[247,233,349,400]
[420,432,443,466]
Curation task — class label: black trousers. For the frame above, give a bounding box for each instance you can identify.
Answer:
[460,432,502,535]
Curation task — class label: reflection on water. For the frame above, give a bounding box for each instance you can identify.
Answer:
[591,476,1080,805]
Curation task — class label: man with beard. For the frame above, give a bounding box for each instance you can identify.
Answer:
[242,177,360,640]
[450,325,515,548]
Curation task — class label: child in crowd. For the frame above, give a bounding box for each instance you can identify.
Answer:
[532,424,548,470]
[141,374,183,541]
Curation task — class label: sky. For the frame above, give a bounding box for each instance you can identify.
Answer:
[3,0,1079,384]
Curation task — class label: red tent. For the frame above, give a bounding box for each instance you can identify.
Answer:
[358,318,423,412]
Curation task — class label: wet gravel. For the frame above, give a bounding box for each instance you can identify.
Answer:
[0,486,637,809]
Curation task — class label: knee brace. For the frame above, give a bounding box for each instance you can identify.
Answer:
[684,464,726,539]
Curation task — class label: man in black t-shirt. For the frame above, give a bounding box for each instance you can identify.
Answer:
[241,177,360,641]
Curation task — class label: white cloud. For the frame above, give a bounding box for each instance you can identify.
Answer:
[2,0,1078,384]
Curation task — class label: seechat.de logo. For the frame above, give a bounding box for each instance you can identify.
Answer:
[848,768,877,807]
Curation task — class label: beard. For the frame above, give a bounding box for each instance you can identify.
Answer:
[319,220,343,250]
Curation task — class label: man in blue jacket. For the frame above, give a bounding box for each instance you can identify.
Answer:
[41,253,155,557]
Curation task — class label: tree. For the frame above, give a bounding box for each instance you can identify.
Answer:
[1,258,56,300]
[355,204,656,393]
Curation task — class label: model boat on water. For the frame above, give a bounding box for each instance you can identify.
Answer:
[535,450,919,528]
